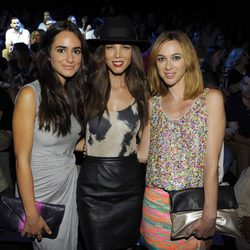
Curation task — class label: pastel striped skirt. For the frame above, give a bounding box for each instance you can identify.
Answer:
[140,187,210,250]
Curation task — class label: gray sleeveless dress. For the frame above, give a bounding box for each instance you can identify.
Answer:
[16,80,81,250]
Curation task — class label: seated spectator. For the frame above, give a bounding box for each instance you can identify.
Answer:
[67,15,77,25]
[45,17,56,31]
[79,16,92,37]
[225,75,250,177]
[38,11,52,31]
[2,17,30,60]
[223,46,249,97]
[85,18,104,40]
[7,42,38,89]
[226,69,245,96]
[201,45,224,77]
[30,29,45,45]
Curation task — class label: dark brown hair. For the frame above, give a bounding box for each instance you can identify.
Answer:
[37,21,89,136]
[85,44,149,130]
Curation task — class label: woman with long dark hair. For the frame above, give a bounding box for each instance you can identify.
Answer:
[77,15,149,250]
[13,21,89,250]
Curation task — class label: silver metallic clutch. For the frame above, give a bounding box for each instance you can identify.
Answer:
[171,209,241,239]
[168,184,242,240]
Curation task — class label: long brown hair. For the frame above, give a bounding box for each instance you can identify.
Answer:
[37,21,89,136]
[85,44,149,130]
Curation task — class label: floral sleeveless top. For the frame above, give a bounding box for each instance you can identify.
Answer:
[146,92,208,191]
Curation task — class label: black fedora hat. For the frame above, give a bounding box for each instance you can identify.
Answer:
[87,15,149,50]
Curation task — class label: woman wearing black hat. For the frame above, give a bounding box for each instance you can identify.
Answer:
[77,15,149,250]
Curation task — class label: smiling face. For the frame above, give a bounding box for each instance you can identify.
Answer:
[50,30,82,85]
[104,44,132,76]
[156,40,186,87]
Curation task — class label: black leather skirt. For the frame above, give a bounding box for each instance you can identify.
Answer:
[77,154,145,250]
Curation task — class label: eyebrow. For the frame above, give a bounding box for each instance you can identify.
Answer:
[171,53,182,56]
[157,52,182,57]
[55,45,82,49]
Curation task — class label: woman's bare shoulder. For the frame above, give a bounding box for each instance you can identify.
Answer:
[205,88,224,104]
[15,85,36,106]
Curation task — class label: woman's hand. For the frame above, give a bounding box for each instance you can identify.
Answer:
[22,213,51,241]
[75,138,87,155]
[186,216,216,239]
[82,142,87,157]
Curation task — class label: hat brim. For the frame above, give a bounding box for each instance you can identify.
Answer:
[87,38,150,52]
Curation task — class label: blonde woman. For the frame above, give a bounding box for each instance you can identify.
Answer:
[140,30,225,249]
